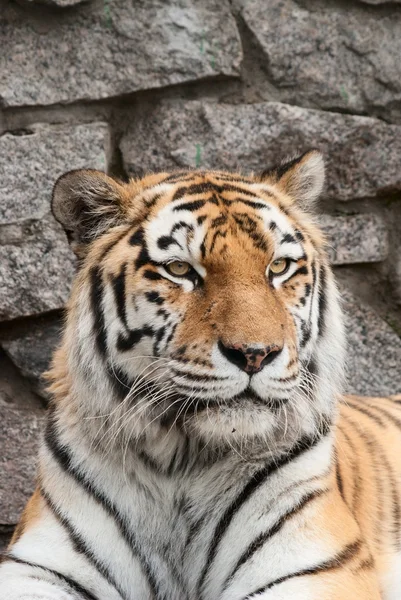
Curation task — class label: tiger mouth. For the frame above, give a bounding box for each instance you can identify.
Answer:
[163,388,288,418]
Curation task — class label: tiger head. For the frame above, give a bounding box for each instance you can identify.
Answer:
[50,150,345,455]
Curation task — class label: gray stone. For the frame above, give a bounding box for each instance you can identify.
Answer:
[237,0,401,118]
[0,406,44,525]
[0,123,108,225]
[0,0,241,108]
[1,318,62,400]
[320,214,389,265]
[0,218,76,321]
[120,100,401,201]
[0,123,108,321]
[342,288,401,396]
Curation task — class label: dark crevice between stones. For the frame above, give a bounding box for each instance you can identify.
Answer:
[1,128,35,137]
[296,0,401,16]
[0,310,64,407]
[0,525,14,557]
[2,74,241,134]
[0,348,46,411]
[0,309,64,337]
[227,5,282,104]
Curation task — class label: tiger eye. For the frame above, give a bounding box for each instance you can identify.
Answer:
[165,261,191,277]
[270,258,289,275]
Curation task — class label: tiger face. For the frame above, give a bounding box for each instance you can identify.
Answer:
[51,151,345,452]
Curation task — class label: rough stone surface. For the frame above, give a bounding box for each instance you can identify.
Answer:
[121,100,401,201]
[320,214,389,265]
[341,288,401,396]
[238,0,401,117]
[0,0,241,108]
[0,217,76,321]
[0,406,44,525]
[1,317,62,400]
[0,123,107,321]
[0,123,107,225]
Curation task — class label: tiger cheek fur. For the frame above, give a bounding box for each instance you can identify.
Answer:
[1,151,399,600]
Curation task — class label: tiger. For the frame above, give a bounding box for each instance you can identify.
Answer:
[1,149,400,600]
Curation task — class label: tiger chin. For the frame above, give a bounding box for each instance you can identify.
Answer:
[1,151,400,600]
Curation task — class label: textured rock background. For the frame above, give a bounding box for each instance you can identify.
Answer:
[0,0,400,548]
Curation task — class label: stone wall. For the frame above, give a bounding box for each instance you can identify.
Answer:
[0,0,400,550]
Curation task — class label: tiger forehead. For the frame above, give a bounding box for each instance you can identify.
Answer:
[140,172,308,259]
[138,171,279,214]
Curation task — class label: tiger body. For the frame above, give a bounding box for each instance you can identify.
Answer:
[1,154,400,599]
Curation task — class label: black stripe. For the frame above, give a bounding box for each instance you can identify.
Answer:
[269,151,313,181]
[4,554,99,600]
[345,399,387,427]
[317,266,327,335]
[218,184,264,198]
[341,413,386,549]
[41,488,127,599]
[145,193,163,209]
[213,175,254,184]
[335,454,345,501]
[299,260,316,350]
[137,449,164,474]
[223,488,328,592]
[184,513,209,551]
[153,325,166,356]
[172,221,195,234]
[111,263,128,330]
[223,197,268,210]
[90,267,108,359]
[197,423,330,597]
[143,269,163,281]
[208,229,227,254]
[160,171,193,184]
[336,424,362,512]
[281,233,296,244]
[146,291,164,305]
[353,556,375,573]
[288,265,308,280]
[172,369,227,383]
[244,539,362,598]
[134,242,151,271]
[347,401,401,548]
[108,363,134,400]
[117,325,154,352]
[129,227,145,246]
[157,235,182,250]
[172,183,214,201]
[44,414,180,600]
[173,199,205,212]
[364,398,401,429]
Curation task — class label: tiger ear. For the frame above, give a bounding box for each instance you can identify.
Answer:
[259,150,325,211]
[52,169,127,255]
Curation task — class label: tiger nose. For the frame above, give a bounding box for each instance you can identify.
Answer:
[218,341,283,374]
